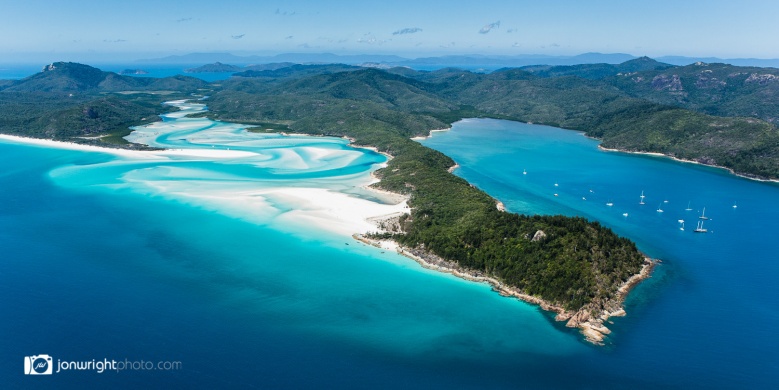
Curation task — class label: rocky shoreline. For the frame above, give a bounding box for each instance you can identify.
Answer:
[353,229,656,345]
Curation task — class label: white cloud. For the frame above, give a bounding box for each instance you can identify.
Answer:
[275,8,296,16]
[479,21,500,34]
[357,33,389,45]
[393,27,423,35]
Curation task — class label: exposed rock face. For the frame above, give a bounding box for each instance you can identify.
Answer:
[531,230,547,242]
[745,73,779,85]
[695,74,726,89]
[565,310,590,327]
[652,74,683,91]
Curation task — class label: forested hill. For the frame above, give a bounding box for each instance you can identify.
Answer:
[0,62,208,145]
[518,56,674,79]
[405,63,779,179]
[2,62,208,93]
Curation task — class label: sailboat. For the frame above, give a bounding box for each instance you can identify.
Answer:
[699,207,709,220]
[657,203,664,213]
[685,201,692,211]
[680,222,685,231]
[694,220,708,233]
[639,190,645,205]
[732,202,737,209]
[606,200,614,207]
[523,169,527,175]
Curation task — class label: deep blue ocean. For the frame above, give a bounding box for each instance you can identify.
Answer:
[2,113,778,388]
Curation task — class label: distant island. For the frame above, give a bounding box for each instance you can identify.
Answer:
[4,57,779,342]
[185,62,243,73]
[185,62,297,73]
[119,69,149,75]
[138,51,779,68]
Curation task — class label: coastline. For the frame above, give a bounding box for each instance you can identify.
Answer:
[0,134,145,158]
[354,233,656,345]
[597,144,779,184]
[410,126,452,141]
[385,123,658,344]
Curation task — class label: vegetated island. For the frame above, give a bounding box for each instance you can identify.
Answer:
[185,62,298,74]
[8,58,779,343]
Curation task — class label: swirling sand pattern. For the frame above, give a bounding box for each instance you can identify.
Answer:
[50,100,408,237]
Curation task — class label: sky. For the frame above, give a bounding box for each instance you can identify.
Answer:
[1,0,778,63]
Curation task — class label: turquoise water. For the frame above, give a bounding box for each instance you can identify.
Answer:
[2,112,777,388]
[421,119,779,387]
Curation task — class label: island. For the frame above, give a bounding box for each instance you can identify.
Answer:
[185,62,243,73]
[4,59,777,343]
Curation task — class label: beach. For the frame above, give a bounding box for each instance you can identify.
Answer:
[1,133,410,239]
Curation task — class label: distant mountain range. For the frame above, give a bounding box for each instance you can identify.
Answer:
[137,52,779,69]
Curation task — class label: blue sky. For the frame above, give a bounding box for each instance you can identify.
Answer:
[1,0,777,62]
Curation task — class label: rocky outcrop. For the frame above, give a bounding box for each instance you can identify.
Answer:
[745,73,779,85]
[652,74,683,91]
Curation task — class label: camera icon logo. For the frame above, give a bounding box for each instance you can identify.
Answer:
[24,354,53,375]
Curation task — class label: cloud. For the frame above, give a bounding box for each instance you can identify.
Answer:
[439,42,456,48]
[176,17,192,23]
[285,35,293,40]
[393,27,422,35]
[479,21,500,34]
[103,39,127,43]
[231,34,245,39]
[275,8,296,16]
[506,28,517,33]
[357,33,389,45]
